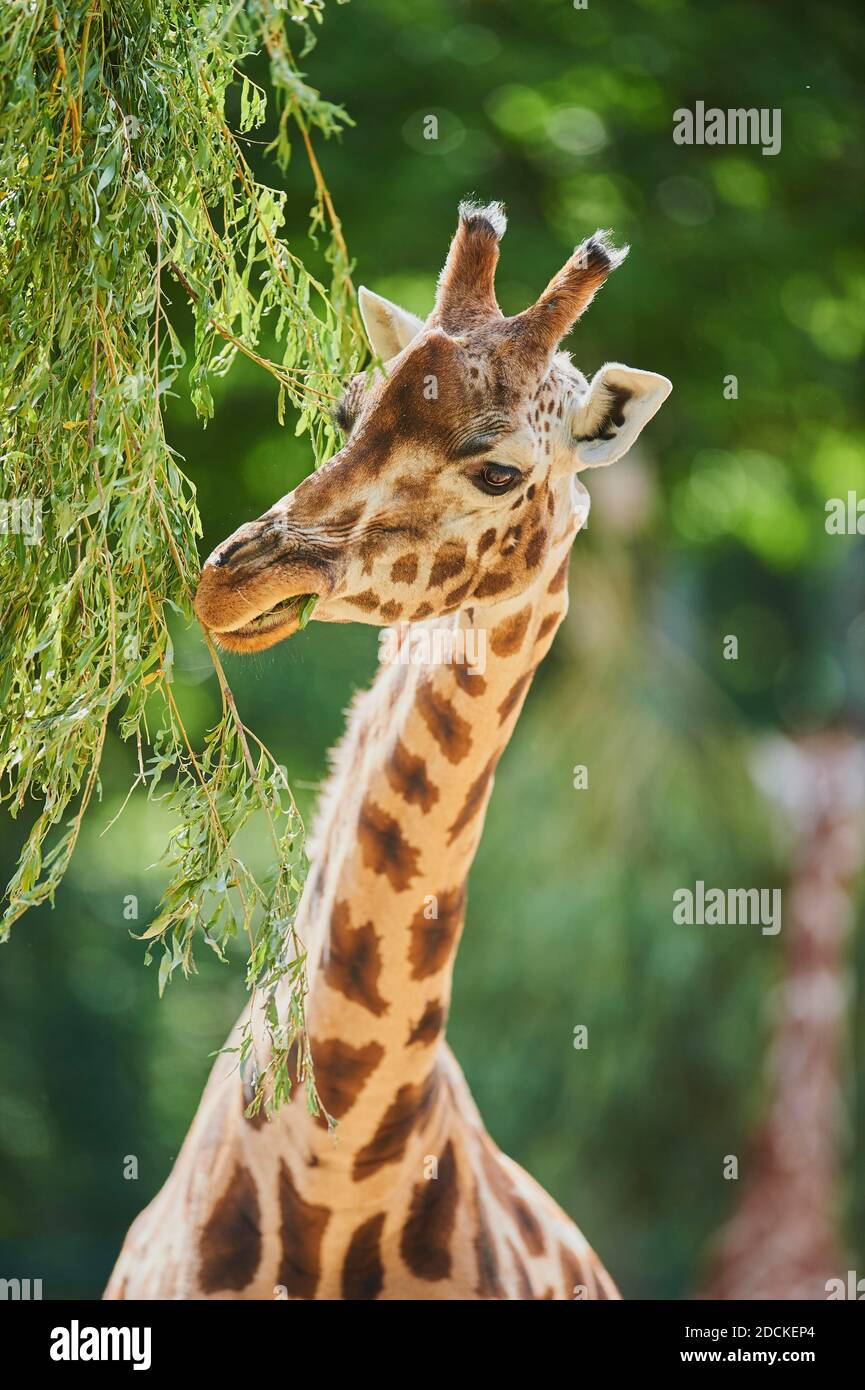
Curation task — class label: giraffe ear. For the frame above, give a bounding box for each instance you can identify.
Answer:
[358,286,426,360]
[569,363,671,469]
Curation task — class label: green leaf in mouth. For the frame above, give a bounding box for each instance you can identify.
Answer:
[297,595,318,629]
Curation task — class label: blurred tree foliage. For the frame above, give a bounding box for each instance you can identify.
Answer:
[0,0,863,1298]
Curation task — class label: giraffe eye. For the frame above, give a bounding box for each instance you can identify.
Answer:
[473,462,521,496]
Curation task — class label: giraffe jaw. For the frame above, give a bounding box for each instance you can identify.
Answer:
[209,593,315,653]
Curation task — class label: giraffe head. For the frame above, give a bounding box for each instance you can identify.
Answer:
[194,202,670,652]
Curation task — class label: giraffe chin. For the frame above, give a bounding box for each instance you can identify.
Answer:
[209,594,312,653]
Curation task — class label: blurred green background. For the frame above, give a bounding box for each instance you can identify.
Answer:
[2,0,864,1299]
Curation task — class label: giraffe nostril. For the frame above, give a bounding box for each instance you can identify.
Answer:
[212,536,247,569]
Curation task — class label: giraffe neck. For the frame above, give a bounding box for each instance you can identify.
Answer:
[277,512,577,1166]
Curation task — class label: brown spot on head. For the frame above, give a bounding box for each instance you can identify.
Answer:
[416,678,473,764]
[357,797,421,892]
[400,1139,460,1280]
[199,1163,262,1294]
[443,578,474,609]
[193,210,624,658]
[342,1212,386,1300]
[524,527,547,570]
[391,552,419,585]
[331,502,364,531]
[429,542,467,588]
[323,900,388,1017]
[473,568,512,599]
[277,1160,331,1299]
[353,1074,438,1181]
[310,1036,384,1121]
[490,604,532,657]
[343,589,381,612]
[386,738,440,813]
[409,884,467,979]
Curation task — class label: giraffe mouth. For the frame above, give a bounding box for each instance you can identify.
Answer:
[210,593,317,653]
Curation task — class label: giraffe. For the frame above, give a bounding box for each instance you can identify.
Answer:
[701,734,865,1300]
[105,202,671,1301]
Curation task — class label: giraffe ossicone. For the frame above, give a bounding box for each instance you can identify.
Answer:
[107,202,670,1301]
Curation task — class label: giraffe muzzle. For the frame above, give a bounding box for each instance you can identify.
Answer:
[193,513,332,653]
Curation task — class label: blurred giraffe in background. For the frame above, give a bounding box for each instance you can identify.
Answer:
[106,202,670,1300]
[702,733,865,1300]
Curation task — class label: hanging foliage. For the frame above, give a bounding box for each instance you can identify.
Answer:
[0,0,362,1114]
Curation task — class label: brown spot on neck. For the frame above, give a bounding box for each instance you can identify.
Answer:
[400,1139,460,1280]
[357,797,421,892]
[323,901,389,1017]
[341,1212,386,1300]
[416,678,473,764]
[474,1186,507,1299]
[277,1160,331,1299]
[547,555,569,593]
[447,755,499,844]
[490,603,532,657]
[198,1163,262,1294]
[386,738,440,813]
[406,998,446,1047]
[409,884,467,979]
[353,1074,439,1182]
[497,668,536,725]
[453,662,487,698]
[508,1238,534,1299]
[535,610,559,644]
[310,1036,385,1121]
[480,1143,544,1257]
